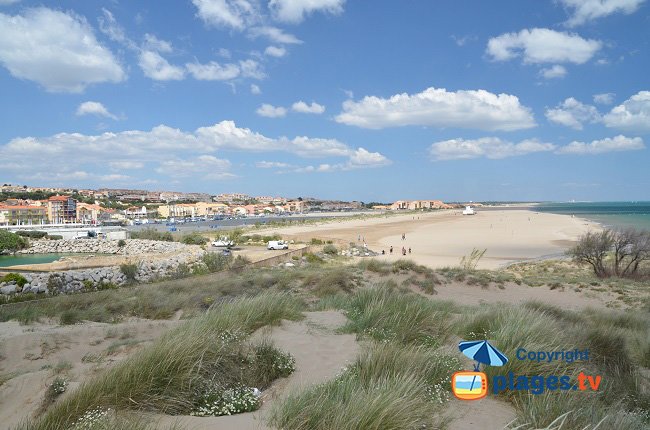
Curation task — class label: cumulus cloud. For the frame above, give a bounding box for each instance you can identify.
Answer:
[540,65,567,79]
[269,0,346,23]
[76,101,118,120]
[556,135,645,154]
[602,91,650,132]
[256,161,293,168]
[0,0,21,5]
[239,59,266,79]
[250,83,261,94]
[292,101,325,114]
[191,0,260,30]
[487,28,602,64]
[559,0,646,27]
[335,87,536,131]
[143,33,173,53]
[264,45,287,57]
[256,103,287,118]
[109,161,143,170]
[138,50,185,80]
[429,137,556,160]
[1,120,390,183]
[186,61,240,80]
[98,8,131,46]
[157,155,232,178]
[0,7,125,92]
[593,93,615,105]
[545,97,601,130]
[248,26,302,44]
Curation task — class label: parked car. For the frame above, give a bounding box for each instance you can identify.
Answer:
[212,237,235,248]
[267,240,289,250]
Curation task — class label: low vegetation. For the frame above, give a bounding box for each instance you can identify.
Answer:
[2,254,649,429]
[0,229,29,253]
[129,228,173,242]
[21,293,303,429]
[568,228,650,279]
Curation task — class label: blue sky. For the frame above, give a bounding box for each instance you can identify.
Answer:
[0,0,648,202]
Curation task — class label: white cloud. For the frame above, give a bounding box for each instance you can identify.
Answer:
[248,26,302,44]
[292,101,326,114]
[540,65,567,79]
[335,87,536,131]
[0,0,21,5]
[76,101,118,120]
[545,97,601,130]
[109,161,143,170]
[1,120,390,182]
[250,83,261,94]
[256,161,293,168]
[157,155,232,178]
[239,59,266,79]
[264,45,287,57]
[192,0,260,30]
[559,0,646,27]
[256,103,287,118]
[143,33,173,53]
[602,91,650,132]
[556,135,645,154]
[98,8,131,46]
[487,28,602,64]
[186,61,240,80]
[138,50,185,81]
[593,92,615,105]
[347,147,391,167]
[429,137,556,160]
[0,7,125,92]
[269,0,346,23]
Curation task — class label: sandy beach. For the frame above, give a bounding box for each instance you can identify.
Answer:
[262,209,599,269]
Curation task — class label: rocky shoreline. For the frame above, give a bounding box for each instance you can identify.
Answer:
[1,239,206,297]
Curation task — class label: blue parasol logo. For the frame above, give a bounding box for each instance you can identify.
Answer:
[451,340,509,400]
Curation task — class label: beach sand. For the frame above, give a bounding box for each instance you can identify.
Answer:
[262,209,599,269]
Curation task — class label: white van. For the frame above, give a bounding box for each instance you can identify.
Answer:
[267,240,289,250]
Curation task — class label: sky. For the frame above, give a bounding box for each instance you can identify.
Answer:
[0,0,649,202]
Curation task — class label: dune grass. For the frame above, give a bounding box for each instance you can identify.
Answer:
[21,293,303,430]
[269,343,460,430]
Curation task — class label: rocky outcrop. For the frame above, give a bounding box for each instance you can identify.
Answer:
[19,239,197,256]
[2,239,207,297]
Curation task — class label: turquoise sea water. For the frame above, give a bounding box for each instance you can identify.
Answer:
[0,253,67,268]
[535,202,650,231]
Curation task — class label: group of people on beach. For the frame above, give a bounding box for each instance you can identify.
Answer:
[357,232,413,257]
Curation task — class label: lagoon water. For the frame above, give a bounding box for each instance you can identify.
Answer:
[0,253,66,268]
[536,202,650,231]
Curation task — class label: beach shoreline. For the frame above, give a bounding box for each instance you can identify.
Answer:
[256,208,599,269]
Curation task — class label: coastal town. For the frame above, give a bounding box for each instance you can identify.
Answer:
[0,183,456,226]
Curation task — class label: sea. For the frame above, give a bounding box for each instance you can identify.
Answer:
[535,202,650,231]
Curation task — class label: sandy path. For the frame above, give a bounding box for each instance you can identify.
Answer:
[0,319,179,429]
[260,210,598,269]
[153,311,360,430]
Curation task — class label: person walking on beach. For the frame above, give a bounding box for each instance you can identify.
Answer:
[402,247,406,256]
[408,247,411,254]
[390,246,393,254]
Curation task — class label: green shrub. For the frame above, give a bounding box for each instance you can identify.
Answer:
[310,238,324,245]
[130,228,173,242]
[181,232,208,245]
[231,255,252,269]
[305,253,324,264]
[119,263,138,282]
[117,239,126,247]
[201,252,231,272]
[0,229,29,252]
[46,235,63,240]
[322,244,338,255]
[2,272,28,287]
[59,310,82,325]
[16,230,47,239]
